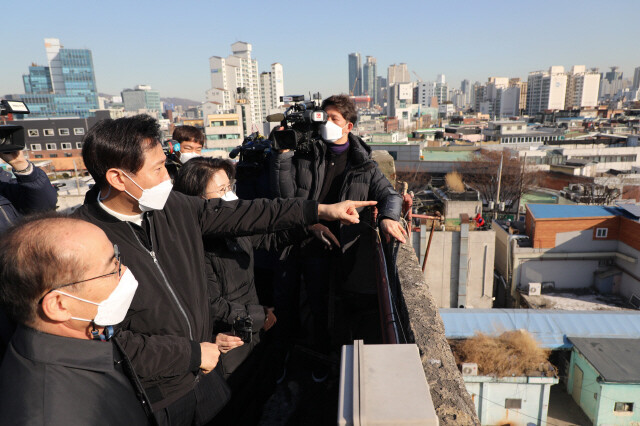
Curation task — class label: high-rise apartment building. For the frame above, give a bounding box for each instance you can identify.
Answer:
[259,62,284,121]
[526,66,567,115]
[376,76,387,107]
[599,66,625,100]
[460,79,471,108]
[362,56,378,105]
[348,53,362,95]
[479,77,518,118]
[564,65,600,109]
[417,82,436,107]
[121,85,161,117]
[12,38,99,118]
[387,63,410,86]
[634,66,640,91]
[509,78,527,113]
[207,42,262,136]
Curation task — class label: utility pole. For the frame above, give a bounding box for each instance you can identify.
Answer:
[516,153,527,221]
[494,154,503,220]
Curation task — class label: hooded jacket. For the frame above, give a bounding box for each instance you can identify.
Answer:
[74,191,318,410]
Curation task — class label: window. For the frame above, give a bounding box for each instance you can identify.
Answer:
[505,399,522,409]
[28,129,39,137]
[46,143,57,151]
[74,128,85,135]
[614,402,633,412]
[76,142,83,149]
[61,143,72,150]
[30,144,42,151]
[43,129,54,136]
[225,120,238,126]
[58,128,70,136]
[49,154,58,158]
[596,228,608,238]
[34,154,43,159]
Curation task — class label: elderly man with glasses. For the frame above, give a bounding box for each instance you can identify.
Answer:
[0,214,153,425]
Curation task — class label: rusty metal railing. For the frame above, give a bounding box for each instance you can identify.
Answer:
[371,208,400,345]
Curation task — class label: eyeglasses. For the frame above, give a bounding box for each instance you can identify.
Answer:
[204,181,236,197]
[38,244,121,304]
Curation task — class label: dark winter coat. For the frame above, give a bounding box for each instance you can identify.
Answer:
[0,325,150,425]
[0,166,57,234]
[74,192,318,411]
[204,231,300,376]
[270,133,402,288]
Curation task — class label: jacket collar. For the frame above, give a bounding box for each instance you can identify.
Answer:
[10,325,115,373]
[317,133,373,170]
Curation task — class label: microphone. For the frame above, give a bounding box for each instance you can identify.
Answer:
[266,113,285,122]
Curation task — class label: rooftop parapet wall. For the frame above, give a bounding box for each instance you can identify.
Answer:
[394,242,480,425]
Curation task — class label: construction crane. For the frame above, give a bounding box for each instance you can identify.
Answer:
[412,71,424,82]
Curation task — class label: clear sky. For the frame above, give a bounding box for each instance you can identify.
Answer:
[2,0,639,102]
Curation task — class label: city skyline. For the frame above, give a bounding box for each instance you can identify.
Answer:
[2,0,640,102]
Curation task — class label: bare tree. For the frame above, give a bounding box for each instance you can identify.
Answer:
[455,149,537,208]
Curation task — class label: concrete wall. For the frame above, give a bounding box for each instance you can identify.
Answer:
[444,200,482,220]
[567,350,601,424]
[598,383,640,425]
[614,241,640,301]
[394,243,480,425]
[518,259,599,289]
[493,223,510,278]
[553,229,618,253]
[418,227,495,308]
[464,377,556,426]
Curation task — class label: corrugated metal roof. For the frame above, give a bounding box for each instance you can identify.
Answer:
[440,309,640,349]
[527,204,623,219]
[569,337,640,383]
[615,203,640,219]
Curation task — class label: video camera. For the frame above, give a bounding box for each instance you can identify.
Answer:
[161,139,181,156]
[268,95,327,151]
[0,100,30,154]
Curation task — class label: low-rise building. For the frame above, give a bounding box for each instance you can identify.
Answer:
[567,337,640,425]
[203,112,242,151]
[494,203,640,307]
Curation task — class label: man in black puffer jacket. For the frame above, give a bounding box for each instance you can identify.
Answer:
[270,94,405,382]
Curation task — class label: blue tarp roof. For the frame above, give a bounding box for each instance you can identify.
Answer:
[440,309,640,349]
[527,204,626,219]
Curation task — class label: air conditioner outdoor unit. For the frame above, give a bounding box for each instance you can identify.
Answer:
[528,282,542,296]
[462,363,478,376]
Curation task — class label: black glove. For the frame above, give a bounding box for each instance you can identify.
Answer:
[306,224,340,250]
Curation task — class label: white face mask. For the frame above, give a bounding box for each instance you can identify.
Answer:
[180,152,199,164]
[56,268,139,327]
[120,170,173,212]
[320,121,347,143]
[221,191,239,201]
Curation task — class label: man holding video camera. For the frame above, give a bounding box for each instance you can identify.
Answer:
[270,94,405,381]
[0,99,58,358]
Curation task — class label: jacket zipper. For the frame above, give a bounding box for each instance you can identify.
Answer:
[0,205,14,226]
[126,223,194,340]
